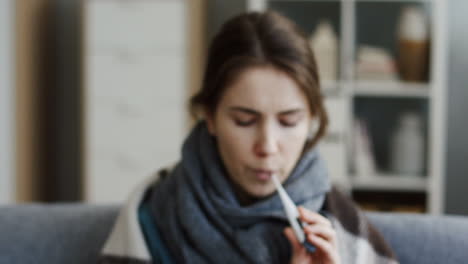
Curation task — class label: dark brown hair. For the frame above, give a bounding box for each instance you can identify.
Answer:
[190,10,328,151]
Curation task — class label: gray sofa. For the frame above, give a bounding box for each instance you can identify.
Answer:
[0,204,467,264]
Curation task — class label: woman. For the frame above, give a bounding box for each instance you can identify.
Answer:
[99,11,398,264]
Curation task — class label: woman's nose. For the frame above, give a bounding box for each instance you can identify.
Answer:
[254,127,279,158]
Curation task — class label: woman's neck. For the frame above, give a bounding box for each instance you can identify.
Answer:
[234,186,260,206]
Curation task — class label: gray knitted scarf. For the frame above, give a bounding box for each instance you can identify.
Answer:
[150,121,331,264]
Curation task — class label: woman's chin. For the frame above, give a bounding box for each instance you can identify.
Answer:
[245,185,276,199]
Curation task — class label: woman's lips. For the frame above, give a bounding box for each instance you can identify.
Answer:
[252,169,274,181]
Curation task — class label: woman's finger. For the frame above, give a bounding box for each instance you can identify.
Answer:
[304,224,337,247]
[283,227,303,253]
[284,227,314,264]
[307,233,339,262]
[298,207,331,227]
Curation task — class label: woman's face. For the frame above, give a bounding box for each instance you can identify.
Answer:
[206,66,312,201]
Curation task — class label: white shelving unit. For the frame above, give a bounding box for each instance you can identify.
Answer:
[246,0,447,214]
[0,0,15,204]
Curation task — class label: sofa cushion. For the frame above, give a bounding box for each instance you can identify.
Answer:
[1,204,468,264]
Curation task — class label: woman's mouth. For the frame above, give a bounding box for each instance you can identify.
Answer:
[252,169,274,181]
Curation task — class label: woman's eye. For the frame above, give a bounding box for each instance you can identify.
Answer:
[235,119,256,127]
[279,113,303,127]
[280,120,297,127]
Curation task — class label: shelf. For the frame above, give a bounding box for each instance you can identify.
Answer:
[356,0,432,2]
[352,81,430,98]
[351,173,427,192]
[353,191,426,213]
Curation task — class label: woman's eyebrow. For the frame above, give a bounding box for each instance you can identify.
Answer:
[228,107,305,115]
[228,106,259,115]
[278,108,305,115]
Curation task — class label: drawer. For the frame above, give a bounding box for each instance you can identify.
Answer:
[85,52,186,110]
[85,0,185,53]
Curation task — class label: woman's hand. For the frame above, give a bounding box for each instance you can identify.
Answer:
[284,207,340,264]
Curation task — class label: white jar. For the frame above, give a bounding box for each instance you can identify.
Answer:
[390,112,425,176]
[398,6,428,42]
[309,20,338,83]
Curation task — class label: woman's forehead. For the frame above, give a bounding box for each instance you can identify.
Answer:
[220,67,309,110]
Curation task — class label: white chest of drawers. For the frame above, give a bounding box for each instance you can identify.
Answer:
[83,0,187,203]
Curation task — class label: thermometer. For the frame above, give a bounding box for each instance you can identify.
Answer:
[272,174,316,253]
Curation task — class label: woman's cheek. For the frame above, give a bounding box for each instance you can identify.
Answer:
[220,130,252,159]
[284,128,308,147]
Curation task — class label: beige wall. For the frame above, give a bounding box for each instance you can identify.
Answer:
[15,0,51,202]
[187,0,208,127]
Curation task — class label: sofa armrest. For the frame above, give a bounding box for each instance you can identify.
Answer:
[367,212,468,264]
[0,204,119,264]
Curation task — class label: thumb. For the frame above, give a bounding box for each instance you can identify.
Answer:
[284,227,302,253]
